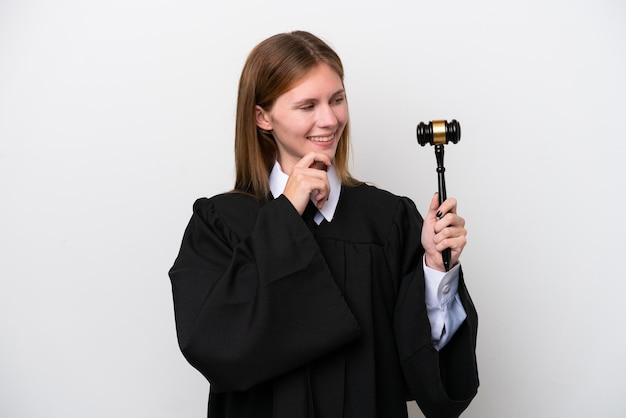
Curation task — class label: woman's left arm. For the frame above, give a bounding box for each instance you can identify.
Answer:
[392,196,479,418]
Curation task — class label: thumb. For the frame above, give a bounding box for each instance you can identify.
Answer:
[427,193,440,218]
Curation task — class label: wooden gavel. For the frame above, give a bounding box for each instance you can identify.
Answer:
[416,119,461,272]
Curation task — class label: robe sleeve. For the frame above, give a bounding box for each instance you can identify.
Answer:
[390,197,479,418]
[169,195,361,393]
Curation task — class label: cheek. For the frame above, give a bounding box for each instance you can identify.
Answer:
[337,106,349,125]
[293,116,318,136]
[271,113,300,135]
[274,119,311,142]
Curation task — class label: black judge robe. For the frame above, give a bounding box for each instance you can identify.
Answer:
[169,183,479,418]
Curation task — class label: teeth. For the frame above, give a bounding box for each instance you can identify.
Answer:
[309,134,334,142]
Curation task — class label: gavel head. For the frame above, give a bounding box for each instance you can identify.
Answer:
[416,119,461,146]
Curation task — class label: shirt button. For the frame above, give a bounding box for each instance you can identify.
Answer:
[442,285,450,294]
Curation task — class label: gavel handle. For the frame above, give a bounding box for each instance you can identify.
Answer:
[435,144,451,272]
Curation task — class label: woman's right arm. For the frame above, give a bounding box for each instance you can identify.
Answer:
[169,195,360,393]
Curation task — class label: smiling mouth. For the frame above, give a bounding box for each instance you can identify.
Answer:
[308,133,335,143]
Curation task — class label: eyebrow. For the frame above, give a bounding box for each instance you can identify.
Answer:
[292,89,345,107]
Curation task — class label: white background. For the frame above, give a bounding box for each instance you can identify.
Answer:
[1,1,625,417]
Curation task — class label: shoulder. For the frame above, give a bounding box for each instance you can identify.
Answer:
[195,192,263,213]
[192,192,264,237]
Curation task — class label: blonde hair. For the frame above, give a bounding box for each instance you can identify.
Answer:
[233,30,360,200]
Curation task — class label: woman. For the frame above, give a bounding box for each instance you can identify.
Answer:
[169,31,478,418]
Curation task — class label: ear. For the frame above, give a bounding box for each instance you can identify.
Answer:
[255,105,272,131]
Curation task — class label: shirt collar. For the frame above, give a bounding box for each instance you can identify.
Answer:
[269,160,341,224]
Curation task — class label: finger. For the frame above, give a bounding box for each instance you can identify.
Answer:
[294,152,332,171]
[434,212,466,235]
[435,235,467,256]
[428,193,440,219]
[291,166,330,194]
[434,225,467,243]
[310,160,328,171]
[435,213,465,232]
[312,177,331,208]
[436,197,458,218]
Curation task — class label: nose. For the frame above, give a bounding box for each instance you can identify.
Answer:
[317,104,338,128]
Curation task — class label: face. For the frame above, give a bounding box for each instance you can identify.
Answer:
[255,63,348,174]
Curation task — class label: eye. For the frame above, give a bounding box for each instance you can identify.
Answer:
[332,95,345,105]
[299,103,315,111]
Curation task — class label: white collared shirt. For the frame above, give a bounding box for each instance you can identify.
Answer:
[269,161,466,350]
